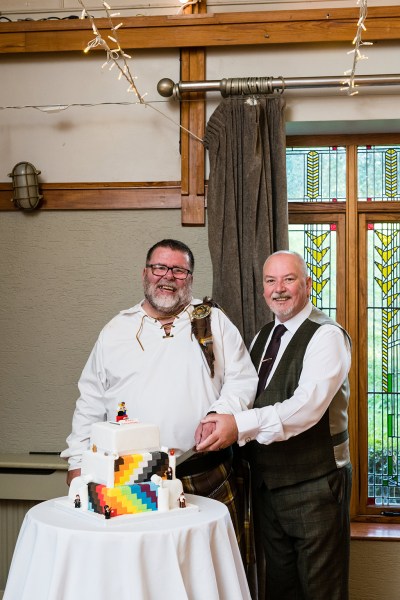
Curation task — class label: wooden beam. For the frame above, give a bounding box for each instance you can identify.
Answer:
[179,0,206,225]
[180,47,206,225]
[0,182,181,210]
[0,7,399,53]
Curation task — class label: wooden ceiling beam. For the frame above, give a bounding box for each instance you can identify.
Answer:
[0,7,399,54]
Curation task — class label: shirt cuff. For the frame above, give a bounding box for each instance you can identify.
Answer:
[235,410,260,446]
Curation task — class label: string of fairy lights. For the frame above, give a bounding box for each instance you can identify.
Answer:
[341,0,372,96]
[74,0,203,141]
[78,0,145,102]
[0,0,373,118]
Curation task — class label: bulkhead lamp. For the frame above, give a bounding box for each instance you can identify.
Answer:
[9,162,42,210]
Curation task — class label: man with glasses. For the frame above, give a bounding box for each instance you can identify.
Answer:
[61,239,258,573]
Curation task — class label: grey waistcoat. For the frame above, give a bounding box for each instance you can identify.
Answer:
[249,306,351,490]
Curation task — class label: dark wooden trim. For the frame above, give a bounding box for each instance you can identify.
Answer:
[287,134,400,147]
[0,182,182,210]
[0,7,399,53]
[289,202,346,214]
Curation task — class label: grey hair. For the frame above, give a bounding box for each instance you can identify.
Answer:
[266,250,309,278]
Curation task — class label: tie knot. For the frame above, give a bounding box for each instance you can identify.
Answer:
[271,324,287,341]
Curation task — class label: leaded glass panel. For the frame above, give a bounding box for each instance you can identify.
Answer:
[286,147,346,203]
[358,146,400,202]
[367,222,400,506]
[289,224,336,319]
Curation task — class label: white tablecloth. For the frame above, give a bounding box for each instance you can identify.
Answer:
[4,495,251,600]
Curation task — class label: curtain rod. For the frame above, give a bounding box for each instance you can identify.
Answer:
[157,75,400,99]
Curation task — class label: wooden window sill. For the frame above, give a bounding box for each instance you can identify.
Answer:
[351,522,400,541]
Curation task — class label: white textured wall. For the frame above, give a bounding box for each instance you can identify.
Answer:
[0,51,181,182]
[350,541,400,600]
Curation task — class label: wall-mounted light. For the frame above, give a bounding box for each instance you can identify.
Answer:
[8,162,43,210]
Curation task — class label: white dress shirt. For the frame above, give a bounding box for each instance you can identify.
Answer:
[235,302,351,447]
[61,299,258,469]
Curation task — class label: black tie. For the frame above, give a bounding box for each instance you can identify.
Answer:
[256,324,287,396]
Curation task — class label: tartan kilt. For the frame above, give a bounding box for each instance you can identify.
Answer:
[178,448,256,589]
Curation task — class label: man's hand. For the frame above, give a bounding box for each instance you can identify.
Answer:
[195,414,239,452]
[66,468,81,487]
[194,420,216,446]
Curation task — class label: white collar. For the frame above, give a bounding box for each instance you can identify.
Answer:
[274,301,312,335]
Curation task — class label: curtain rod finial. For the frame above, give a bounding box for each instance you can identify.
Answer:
[157,78,175,98]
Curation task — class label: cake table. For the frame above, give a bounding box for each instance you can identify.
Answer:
[3,494,251,600]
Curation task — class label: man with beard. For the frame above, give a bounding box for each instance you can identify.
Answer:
[61,239,258,573]
[196,250,352,600]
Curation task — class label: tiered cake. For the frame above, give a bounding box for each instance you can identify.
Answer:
[67,419,186,518]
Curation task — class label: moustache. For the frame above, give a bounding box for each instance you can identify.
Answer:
[271,294,291,300]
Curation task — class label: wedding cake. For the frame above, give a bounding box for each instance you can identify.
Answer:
[67,411,188,519]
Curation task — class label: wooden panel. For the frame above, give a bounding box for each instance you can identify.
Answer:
[0,7,399,53]
[0,182,182,210]
[346,144,359,519]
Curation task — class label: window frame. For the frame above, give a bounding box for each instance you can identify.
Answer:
[287,133,400,521]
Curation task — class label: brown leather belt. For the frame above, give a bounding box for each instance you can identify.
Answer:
[176,446,233,478]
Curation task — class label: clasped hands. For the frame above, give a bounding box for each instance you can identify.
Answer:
[194,413,238,452]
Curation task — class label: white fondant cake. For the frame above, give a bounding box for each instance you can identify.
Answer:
[67,419,187,518]
[90,421,160,455]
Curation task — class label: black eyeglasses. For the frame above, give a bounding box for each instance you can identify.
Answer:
[146,264,192,280]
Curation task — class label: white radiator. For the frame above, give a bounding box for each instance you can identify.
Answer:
[0,499,38,591]
[0,453,68,592]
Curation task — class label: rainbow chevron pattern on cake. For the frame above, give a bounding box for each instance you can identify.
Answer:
[114,451,169,485]
[88,482,158,516]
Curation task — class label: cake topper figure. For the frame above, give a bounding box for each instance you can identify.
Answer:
[178,492,186,509]
[116,401,128,422]
[104,505,112,519]
[74,494,81,508]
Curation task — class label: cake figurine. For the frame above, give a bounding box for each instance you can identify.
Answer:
[116,401,128,422]
[74,494,81,508]
[178,492,186,509]
[104,505,112,519]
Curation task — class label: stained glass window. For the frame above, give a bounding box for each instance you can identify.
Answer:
[287,137,400,517]
[367,222,400,506]
[358,146,400,201]
[286,147,346,202]
[289,224,337,319]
